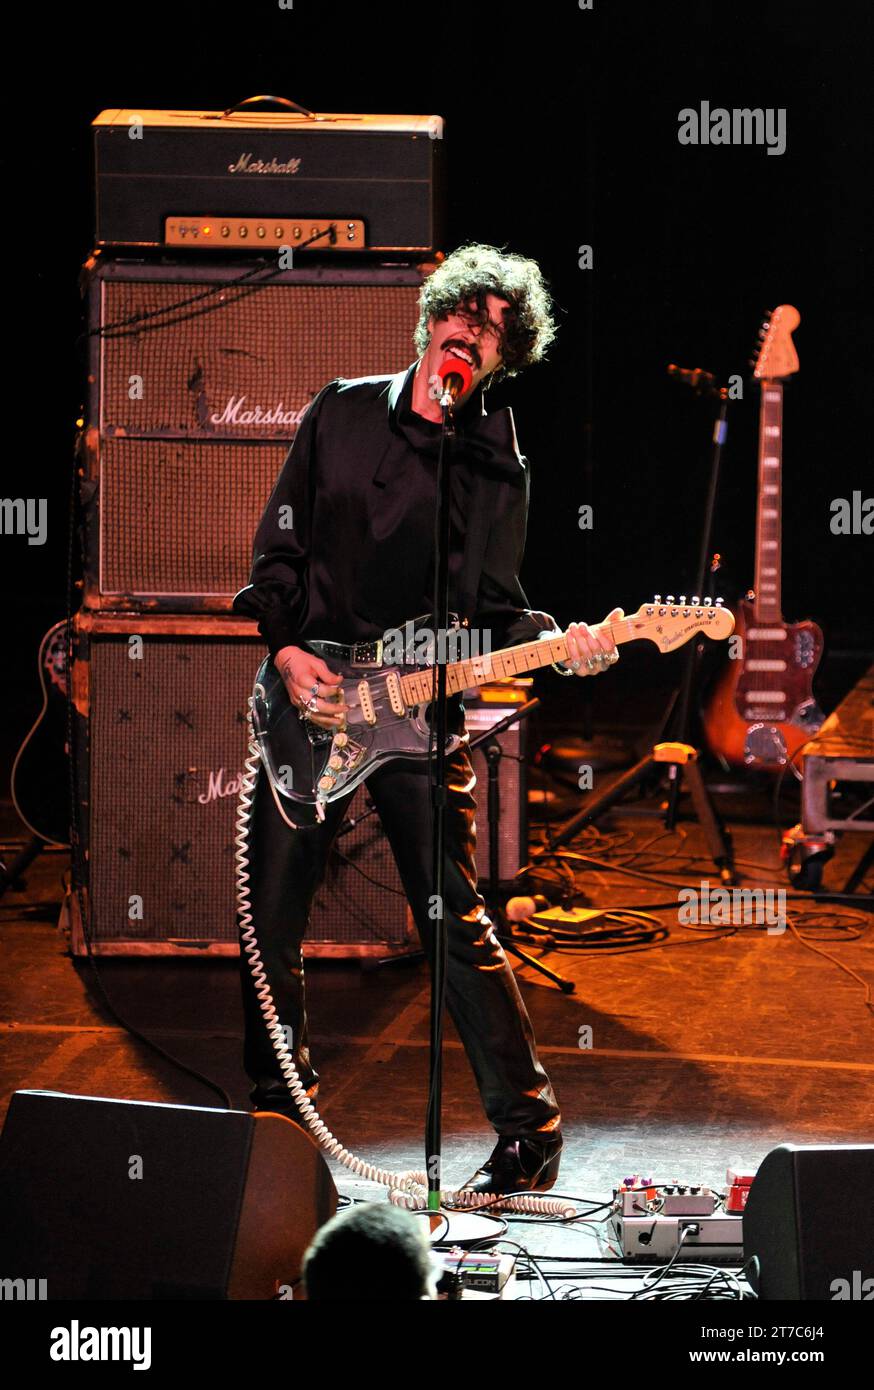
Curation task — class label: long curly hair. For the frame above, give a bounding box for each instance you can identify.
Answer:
[414,243,557,383]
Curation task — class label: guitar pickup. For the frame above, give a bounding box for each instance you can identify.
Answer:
[357,680,377,725]
[385,670,406,716]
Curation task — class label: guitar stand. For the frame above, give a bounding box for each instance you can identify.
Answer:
[469,699,576,992]
[537,739,734,886]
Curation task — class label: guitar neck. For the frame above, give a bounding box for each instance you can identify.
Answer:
[754,378,784,624]
[398,614,636,706]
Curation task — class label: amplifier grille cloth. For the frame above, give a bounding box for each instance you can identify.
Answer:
[87,634,409,947]
[89,637,258,942]
[309,784,410,946]
[100,439,286,596]
[100,282,421,438]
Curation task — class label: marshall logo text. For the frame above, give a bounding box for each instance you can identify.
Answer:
[198,768,243,804]
[228,153,302,175]
[210,397,309,428]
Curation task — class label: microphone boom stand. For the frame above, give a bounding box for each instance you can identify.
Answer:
[538,373,736,884]
[423,365,525,1239]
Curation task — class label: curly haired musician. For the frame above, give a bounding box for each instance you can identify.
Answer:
[233,243,620,1194]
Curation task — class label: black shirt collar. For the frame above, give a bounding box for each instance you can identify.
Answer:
[386,360,525,477]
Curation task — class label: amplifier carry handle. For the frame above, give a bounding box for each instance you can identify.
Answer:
[220,94,317,120]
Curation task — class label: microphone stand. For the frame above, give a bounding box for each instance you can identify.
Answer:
[418,365,511,1240]
[424,378,457,1215]
[663,374,729,832]
[537,369,736,883]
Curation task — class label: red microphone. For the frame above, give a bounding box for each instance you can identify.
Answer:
[437,355,473,405]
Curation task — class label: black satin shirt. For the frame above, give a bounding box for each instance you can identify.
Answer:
[232,360,559,660]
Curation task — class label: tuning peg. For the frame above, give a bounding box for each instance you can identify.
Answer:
[653,593,662,603]
[666,594,675,604]
[679,595,687,605]
[692,595,700,605]
[704,595,712,605]
[715,597,724,606]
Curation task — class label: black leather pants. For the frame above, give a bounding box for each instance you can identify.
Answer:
[239,741,561,1137]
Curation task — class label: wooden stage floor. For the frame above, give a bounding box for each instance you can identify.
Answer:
[2,771,871,1299]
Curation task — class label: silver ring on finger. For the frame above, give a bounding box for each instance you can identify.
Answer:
[606,649,619,664]
[585,656,598,672]
[569,658,582,671]
[309,683,319,698]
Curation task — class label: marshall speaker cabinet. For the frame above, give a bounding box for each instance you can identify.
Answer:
[63,612,414,957]
[81,258,427,609]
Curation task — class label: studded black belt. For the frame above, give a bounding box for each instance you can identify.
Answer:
[313,614,462,669]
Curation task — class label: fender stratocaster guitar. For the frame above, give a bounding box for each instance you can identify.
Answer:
[251,599,735,814]
[702,305,824,770]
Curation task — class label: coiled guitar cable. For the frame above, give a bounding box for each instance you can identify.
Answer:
[236,698,574,1218]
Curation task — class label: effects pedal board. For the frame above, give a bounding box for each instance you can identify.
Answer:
[609,1170,749,1264]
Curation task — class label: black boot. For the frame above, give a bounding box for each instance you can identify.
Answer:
[250,1085,318,1134]
[460,1132,563,1196]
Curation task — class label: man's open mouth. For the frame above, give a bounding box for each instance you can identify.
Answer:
[444,342,478,369]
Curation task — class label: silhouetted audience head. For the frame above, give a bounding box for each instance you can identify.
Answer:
[302,1201,438,1300]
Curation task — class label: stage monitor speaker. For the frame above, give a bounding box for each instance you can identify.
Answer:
[82,259,426,609]
[743,1142,874,1299]
[0,1090,337,1300]
[65,611,414,957]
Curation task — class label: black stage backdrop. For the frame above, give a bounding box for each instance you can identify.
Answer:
[4,0,872,784]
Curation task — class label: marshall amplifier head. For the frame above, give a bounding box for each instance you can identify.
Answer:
[92,106,445,254]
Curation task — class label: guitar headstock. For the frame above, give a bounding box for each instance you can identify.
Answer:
[751,304,800,381]
[625,597,736,652]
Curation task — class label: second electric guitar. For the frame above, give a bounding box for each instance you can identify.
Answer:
[703,305,824,769]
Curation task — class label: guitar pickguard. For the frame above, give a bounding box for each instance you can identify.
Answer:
[703,602,824,771]
[251,654,462,809]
